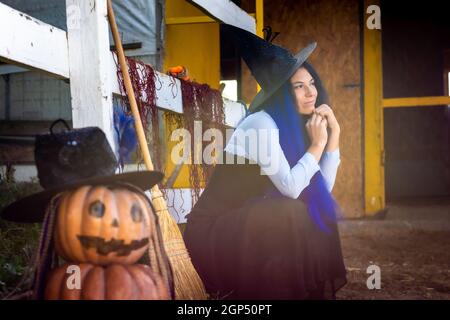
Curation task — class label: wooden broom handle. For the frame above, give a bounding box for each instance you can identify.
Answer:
[106,0,155,172]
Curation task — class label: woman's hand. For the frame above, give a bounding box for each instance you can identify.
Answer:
[306,113,328,149]
[314,104,340,152]
[314,104,340,133]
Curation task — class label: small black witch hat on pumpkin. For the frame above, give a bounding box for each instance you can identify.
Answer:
[221,23,317,113]
[1,119,163,223]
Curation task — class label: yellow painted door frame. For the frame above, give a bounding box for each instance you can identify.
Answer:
[164,0,221,188]
[363,0,385,216]
[164,0,221,88]
[363,0,450,215]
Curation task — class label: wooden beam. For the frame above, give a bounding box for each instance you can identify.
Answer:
[0,120,68,136]
[66,0,116,151]
[223,97,247,128]
[255,1,264,37]
[0,2,69,79]
[0,65,28,76]
[0,141,35,164]
[187,0,256,33]
[255,0,264,93]
[166,13,256,25]
[383,96,450,108]
[166,16,216,25]
[364,0,385,216]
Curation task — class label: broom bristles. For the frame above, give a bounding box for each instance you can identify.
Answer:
[151,186,208,300]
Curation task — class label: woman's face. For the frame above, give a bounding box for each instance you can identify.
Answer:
[290,67,318,115]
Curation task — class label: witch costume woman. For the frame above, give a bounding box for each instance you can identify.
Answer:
[183,24,348,300]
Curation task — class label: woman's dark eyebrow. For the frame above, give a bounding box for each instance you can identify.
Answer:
[291,79,314,84]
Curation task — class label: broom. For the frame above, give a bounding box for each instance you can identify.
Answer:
[106,0,207,300]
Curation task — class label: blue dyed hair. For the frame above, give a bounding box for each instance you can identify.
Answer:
[248,62,342,233]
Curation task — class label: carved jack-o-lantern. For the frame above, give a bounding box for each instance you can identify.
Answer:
[54,185,152,265]
[44,263,170,300]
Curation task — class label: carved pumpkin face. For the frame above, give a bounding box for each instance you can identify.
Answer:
[44,263,170,300]
[54,185,152,265]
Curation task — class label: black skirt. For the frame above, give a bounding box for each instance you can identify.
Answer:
[184,195,348,300]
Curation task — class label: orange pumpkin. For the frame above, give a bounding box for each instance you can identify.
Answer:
[54,185,152,265]
[44,263,170,300]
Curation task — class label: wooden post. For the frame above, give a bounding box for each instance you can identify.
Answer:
[364,0,385,216]
[255,0,264,93]
[66,0,116,152]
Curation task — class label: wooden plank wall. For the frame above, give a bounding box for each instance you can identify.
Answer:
[248,0,364,218]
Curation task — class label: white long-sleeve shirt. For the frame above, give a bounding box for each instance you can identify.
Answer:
[224,110,341,199]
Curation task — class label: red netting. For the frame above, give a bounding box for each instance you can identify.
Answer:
[187,81,225,203]
[114,55,163,172]
[165,80,226,203]
[114,55,226,213]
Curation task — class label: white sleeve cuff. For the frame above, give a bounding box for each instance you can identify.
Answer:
[319,148,341,192]
[321,148,341,166]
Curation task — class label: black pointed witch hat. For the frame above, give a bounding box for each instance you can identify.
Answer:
[221,24,317,113]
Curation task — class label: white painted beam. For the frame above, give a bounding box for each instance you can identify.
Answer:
[0,2,69,78]
[66,0,116,151]
[223,97,247,128]
[187,0,256,34]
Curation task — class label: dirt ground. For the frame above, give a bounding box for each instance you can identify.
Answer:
[1,181,449,300]
[336,196,450,300]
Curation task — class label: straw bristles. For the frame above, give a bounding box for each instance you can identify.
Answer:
[150,186,207,299]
